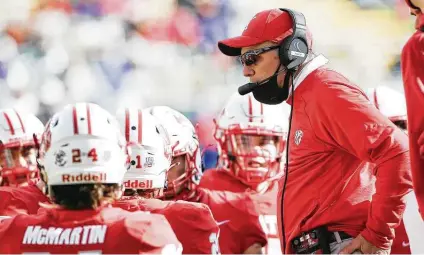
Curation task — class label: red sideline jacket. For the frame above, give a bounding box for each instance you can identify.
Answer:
[278,55,412,253]
[401,14,424,220]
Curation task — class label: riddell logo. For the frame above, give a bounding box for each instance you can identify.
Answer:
[123,179,153,189]
[62,173,107,183]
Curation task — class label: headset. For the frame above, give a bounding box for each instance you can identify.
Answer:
[278,8,309,71]
[238,8,309,96]
[277,8,309,253]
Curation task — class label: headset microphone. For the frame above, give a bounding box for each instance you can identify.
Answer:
[238,82,260,96]
[238,67,286,96]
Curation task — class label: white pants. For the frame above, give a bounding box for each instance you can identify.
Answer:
[328,232,362,254]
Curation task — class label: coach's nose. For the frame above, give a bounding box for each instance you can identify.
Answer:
[243,65,255,77]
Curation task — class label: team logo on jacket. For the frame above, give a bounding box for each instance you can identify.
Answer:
[294,130,303,145]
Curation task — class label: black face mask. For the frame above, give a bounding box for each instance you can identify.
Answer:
[252,66,292,105]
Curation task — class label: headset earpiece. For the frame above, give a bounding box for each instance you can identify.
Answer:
[278,8,309,71]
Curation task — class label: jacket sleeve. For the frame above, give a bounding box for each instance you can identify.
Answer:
[310,78,412,249]
[401,30,424,219]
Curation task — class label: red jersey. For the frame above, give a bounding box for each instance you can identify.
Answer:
[113,197,220,254]
[186,187,267,254]
[0,206,181,254]
[0,183,50,216]
[279,55,412,253]
[200,168,247,192]
[200,168,281,254]
[401,14,424,219]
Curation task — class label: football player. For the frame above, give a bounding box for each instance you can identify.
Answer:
[114,108,220,255]
[147,105,268,254]
[0,109,44,186]
[0,109,50,216]
[198,93,290,254]
[0,103,182,254]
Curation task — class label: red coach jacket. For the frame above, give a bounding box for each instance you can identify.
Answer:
[401,14,424,220]
[277,55,412,253]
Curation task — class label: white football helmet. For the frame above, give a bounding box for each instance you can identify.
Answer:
[145,106,202,200]
[38,103,130,188]
[116,108,172,195]
[214,93,290,188]
[0,109,44,186]
[366,86,407,130]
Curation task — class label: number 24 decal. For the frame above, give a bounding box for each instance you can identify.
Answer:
[72,148,98,163]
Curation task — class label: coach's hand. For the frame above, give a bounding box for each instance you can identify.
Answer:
[339,234,390,254]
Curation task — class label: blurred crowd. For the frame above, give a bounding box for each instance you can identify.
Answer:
[0,0,415,169]
[0,0,240,119]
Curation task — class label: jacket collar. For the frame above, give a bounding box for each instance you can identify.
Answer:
[289,54,329,95]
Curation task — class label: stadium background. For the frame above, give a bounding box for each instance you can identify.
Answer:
[0,0,415,169]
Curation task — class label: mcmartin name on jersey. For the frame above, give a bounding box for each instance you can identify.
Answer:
[22,225,107,245]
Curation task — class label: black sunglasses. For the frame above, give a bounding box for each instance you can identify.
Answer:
[239,45,279,66]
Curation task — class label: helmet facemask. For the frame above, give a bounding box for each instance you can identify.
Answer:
[216,125,286,189]
[0,140,39,187]
[162,147,203,200]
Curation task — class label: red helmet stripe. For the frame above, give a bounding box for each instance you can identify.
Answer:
[86,104,92,135]
[14,110,25,133]
[138,109,143,144]
[3,112,15,135]
[125,108,130,142]
[373,89,380,110]
[72,106,79,134]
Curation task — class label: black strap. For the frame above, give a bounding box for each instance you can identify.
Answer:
[328,231,352,243]
[315,227,332,254]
